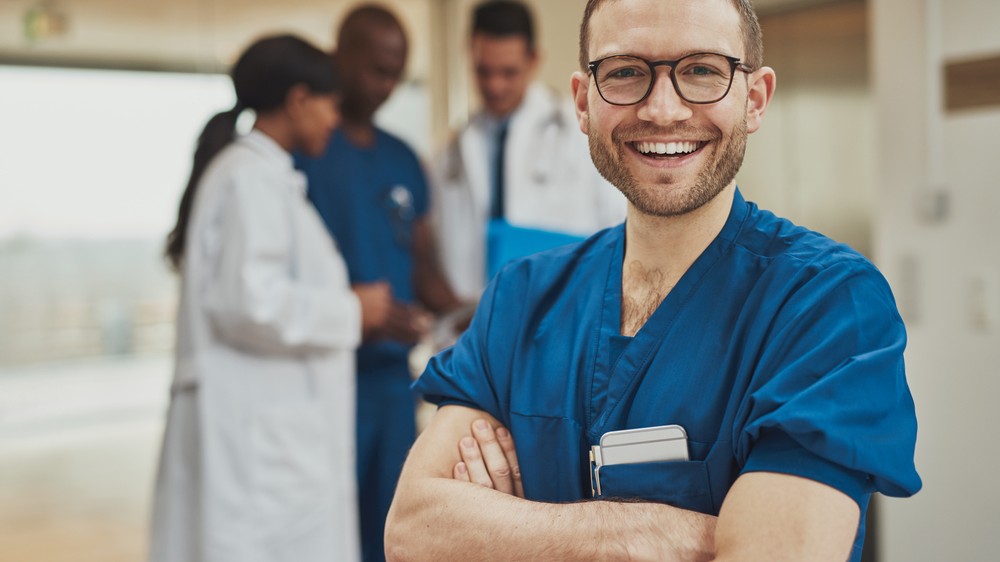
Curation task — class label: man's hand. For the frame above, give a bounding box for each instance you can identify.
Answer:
[377,301,433,345]
[354,280,433,344]
[353,281,393,340]
[451,418,524,498]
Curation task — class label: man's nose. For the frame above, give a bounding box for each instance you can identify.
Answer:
[636,69,693,124]
[486,75,506,94]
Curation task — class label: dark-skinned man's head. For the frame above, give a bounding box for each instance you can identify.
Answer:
[335,4,408,123]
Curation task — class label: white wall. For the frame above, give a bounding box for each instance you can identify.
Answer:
[737,1,874,256]
[873,0,1000,560]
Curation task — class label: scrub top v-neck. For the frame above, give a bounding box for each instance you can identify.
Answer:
[586,190,747,445]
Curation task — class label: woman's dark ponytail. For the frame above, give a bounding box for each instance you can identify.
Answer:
[164,103,243,271]
[164,34,338,271]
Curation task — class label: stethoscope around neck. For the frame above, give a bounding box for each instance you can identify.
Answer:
[444,103,568,186]
[528,107,567,184]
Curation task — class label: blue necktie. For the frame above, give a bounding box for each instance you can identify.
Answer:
[491,120,509,219]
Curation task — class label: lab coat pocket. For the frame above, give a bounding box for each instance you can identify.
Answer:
[249,402,331,542]
[597,460,715,515]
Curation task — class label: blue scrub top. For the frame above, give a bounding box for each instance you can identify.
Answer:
[297,128,429,373]
[414,189,921,561]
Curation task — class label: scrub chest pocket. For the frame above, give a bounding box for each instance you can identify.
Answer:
[509,412,725,514]
[596,460,715,515]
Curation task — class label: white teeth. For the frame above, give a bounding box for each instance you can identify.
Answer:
[635,141,700,155]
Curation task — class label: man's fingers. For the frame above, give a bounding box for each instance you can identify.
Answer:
[459,436,494,488]
[472,419,515,495]
[454,420,522,497]
[453,461,471,482]
[496,426,524,498]
[382,307,423,344]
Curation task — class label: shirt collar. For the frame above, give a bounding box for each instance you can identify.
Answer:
[481,113,510,135]
[238,129,307,196]
[717,186,750,246]
[240,129,295,170]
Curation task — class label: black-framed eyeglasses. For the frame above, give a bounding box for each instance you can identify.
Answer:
[587,52,753,106]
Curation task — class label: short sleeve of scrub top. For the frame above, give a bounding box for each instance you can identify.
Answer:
[732,257,920,503]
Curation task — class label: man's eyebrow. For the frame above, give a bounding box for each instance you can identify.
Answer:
[590,48,741,61]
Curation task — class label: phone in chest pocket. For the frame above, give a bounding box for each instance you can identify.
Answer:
[590,424,689,497]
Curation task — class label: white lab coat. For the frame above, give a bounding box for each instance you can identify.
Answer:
[148,130,362,562]
[432,82,625,301]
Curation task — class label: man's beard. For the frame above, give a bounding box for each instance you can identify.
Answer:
[589,117,748,217]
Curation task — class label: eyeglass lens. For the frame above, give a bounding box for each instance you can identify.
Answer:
[594,53,735,105]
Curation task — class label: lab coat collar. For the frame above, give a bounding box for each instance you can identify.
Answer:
[480,114,509,137]
[239,129,307,196]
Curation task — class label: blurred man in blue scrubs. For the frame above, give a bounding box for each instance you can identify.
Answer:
[386,1,921,561]
[295,5,463,562]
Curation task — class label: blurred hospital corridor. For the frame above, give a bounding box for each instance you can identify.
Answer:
[0,355,170,561]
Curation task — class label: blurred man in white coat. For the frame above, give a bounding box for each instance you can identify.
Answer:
[433,0,624,302]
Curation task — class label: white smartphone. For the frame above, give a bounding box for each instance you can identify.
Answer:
[590,424,689,496]
[597,424,689,465]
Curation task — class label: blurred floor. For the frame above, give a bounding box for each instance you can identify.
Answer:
[0,355,171,562]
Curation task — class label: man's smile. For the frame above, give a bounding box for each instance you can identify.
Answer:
[624,138,710,168]
[630,140,705,158]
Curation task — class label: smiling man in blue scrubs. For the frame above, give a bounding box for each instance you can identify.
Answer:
[385,0,921,561]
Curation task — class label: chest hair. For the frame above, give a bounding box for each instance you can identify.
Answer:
[620,260,674,337]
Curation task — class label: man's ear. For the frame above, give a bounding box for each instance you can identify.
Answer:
[745,66,776,134]
[284,83,311,118]
[527,48,542,78]
[570,71,590,135]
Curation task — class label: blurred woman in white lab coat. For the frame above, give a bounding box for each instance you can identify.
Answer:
[150,34,389,562]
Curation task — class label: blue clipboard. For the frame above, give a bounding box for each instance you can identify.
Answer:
[486,218,585,279]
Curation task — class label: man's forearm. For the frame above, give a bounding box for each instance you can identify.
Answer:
[385,475,716,562]
[412,217,463,314]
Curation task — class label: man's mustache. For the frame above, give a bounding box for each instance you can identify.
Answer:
[610,122,721,143]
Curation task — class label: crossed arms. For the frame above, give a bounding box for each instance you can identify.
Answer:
[385,405,861,562]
